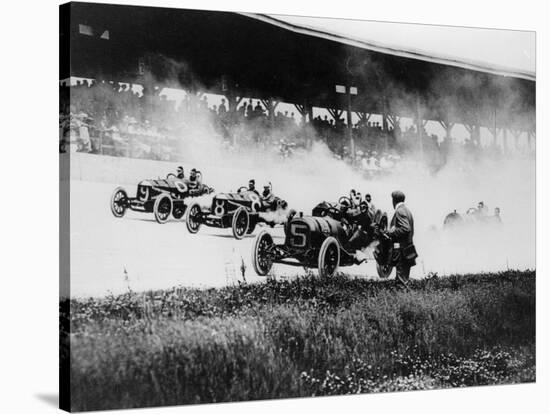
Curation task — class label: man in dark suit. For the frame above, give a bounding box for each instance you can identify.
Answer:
[387,190,418,285]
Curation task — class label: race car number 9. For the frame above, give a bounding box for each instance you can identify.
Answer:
[248,193,261,212]
[290,223,308,247]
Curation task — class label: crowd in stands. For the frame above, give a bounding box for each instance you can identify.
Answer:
[60,80,529,172]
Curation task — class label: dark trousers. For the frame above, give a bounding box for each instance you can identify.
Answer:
[395,260,412,285]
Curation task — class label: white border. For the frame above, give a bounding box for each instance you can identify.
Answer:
[0,0,547,413]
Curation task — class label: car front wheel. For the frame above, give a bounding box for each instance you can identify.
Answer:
[318,236,340,278]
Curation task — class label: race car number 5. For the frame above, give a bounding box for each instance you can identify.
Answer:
[290,223,308,247]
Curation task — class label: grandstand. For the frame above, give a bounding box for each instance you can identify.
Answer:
[59,3,535,170]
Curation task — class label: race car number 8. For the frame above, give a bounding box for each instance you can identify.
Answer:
[214,199,225,216]
[248,193,261,212]
[174,181,188,193]
[290,223,308,247]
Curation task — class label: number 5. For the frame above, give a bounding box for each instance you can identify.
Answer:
[290,223,308,247]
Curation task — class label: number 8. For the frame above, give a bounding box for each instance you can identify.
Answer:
[248,193,261,212]
[214,199,225,216]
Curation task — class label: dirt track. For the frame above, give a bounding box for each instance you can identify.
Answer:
[68,151,535,297]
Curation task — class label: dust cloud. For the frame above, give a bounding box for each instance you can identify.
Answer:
[174,117,535,277]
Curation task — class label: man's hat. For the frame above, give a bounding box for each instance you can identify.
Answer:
[249,179,255,185]
[177,166,183,172]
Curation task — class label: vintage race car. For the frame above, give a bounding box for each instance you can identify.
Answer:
[185,186,289,239]
[110,171,214,224]
[251,203,393,278]
[443,207,502,229]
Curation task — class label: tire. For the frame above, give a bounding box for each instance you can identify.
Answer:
[153,194,172,224]
[252,230,274,276]
[172,203,186,220]
[376,262,393,279]
[110,187,128,218]
[318,236,340,277]
[185,202,202,234]
[232,207,249,240]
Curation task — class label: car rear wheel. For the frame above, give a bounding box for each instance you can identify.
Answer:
[110,187,128,218]
[252,230,274,276]
[185,202,202,234]
[153,194,172,224]
[232,207,249,239]
[318,236,340,278]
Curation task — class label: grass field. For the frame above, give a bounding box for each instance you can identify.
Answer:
[61,270,535,411]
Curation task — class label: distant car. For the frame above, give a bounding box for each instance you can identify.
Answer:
[251,202,393,278]
[185,186,289,239]
[443,207,502,229]
[110,172,214,224]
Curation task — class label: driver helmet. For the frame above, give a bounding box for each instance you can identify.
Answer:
[176,166,184,178]
[190,168,198,181]
[248,179,256,191]
[365,193,372,203]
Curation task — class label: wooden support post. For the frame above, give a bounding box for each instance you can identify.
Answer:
[260,98,279,127]
[464,123,478,146]
[415,94,424,156]
[328,109,343,122]
[439,120,454,143]
[294,104,307,124]
[502,128,508,153]
[346,87,355,158]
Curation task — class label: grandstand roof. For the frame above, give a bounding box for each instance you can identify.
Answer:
[250,14,535,81]
[61,2,535,131]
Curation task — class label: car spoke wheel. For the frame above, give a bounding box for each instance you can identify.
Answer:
[318,237,340,278]
[185,203,202,234]
[232,207,249,239]
[153,194,172,224]
[252,230,274,276]
[110,187,128,218]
